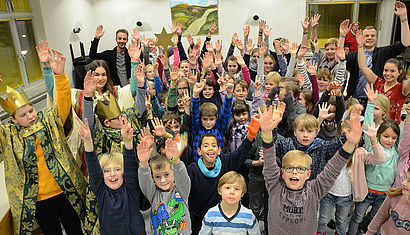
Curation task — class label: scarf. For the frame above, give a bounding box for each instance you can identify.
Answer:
[198,157,222,178]
[103,127,122,143]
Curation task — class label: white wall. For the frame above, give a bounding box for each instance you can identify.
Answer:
[36,0,306,80]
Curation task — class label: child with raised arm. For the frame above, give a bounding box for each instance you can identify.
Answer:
[77,115,146,235]
[365,167,410,235]
[137,128,192,235]
[256,103,363,235]
[199,171,260,235]
[0,50,86,235]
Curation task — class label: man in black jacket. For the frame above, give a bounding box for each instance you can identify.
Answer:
[89,25,131,87]
[344,2,409,101]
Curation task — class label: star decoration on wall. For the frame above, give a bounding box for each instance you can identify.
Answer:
[154,27,174,56]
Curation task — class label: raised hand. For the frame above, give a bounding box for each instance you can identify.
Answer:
[335,46,346,61]
[273,39,282,54]
[36,40,51,63]
[187,33,194,47]
[345,105,364,147]
[152,117,167,138]
[140,35,149,47]
[258,41,267,56]
[128,38,142,62]
[205,41,214,53]
[394,1,407,18]
[306,59,317,75]
[188,70,197,86]
[259,19,266,32]
[243,25,250,40]
[364,83,378,102]
[289,42,298,58]
[137,127,154,166]
[310,38,320,53]
[134,63,145,87]
[254,104,284,134]
[192,79,205,98]
[208,22,217,35]
[183,89,191,109]
[236,39,245,53]
[145,95,152,118]
[76,117,92,143]
[318,102,334,121]
[356,29,364,48]
[280,38,290,54]
[215,39,222,53]
[226,80,234,97]
[132,28,141,41]
[263,23,272,39]
[119,114,133,142]
[236,55,246,68]
[297,45,308,58]
[246,38,255,54]
[165,139,180,162]
[171,21,179,34]
[311,14,321,28]
[330,88,342,97]
[363,122,379,141]
[158,54,169,69]
[301,16,310,31]
[327,81,342,91]
[254,75,262,92]
[272,102,286,123]
[201,52,213,69]
[95,25,105,39]
[50,49,66,75]
[231,33,239,44]
[170,65,179,82]
[339,19,351,36]
[84,70,97,97]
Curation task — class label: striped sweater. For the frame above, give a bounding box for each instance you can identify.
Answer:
[199,203,260,235]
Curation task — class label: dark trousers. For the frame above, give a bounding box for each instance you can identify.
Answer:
[35,193,83,235]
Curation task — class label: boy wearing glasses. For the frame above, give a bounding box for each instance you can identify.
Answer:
[254,103,363,235]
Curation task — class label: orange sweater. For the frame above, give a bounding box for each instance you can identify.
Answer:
[36,72,71,201]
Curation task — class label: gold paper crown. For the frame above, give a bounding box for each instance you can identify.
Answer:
[95,94,121,121]
[0,86,31,115]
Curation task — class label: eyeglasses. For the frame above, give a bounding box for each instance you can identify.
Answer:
[282,166,309,174]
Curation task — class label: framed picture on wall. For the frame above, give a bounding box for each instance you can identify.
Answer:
[170,0,219,36]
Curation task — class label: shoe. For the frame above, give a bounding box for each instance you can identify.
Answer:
[327,219,336,230]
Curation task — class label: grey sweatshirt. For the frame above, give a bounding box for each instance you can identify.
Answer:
[138,161,192,235]
[262,141,352,235]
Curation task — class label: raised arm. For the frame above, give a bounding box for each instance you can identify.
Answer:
[50,49,71,124]
[356,30,377,84]
[89,25,106,59]
[77,117,103,194]
[255,103,286,191]
[36,40,55,99]
[301,17,310,46]
[394,1,410,47]
[137,128,157,201]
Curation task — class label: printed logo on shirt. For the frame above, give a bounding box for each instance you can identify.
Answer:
[150,192,187,235]
[278,194,306,224]
[391,210,410,231]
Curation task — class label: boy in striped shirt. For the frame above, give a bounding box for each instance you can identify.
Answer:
[199,171,260,235]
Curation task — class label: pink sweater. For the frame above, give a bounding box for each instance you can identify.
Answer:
[349,144,386,202]
[365,194,410,235]
[393,122,410,188]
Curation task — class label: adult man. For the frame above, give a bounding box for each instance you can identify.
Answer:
[344,1,409,101]
[89,25,131,87]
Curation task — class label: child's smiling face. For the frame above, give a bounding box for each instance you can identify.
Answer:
[281,159,311,190]
[103,162,124,190]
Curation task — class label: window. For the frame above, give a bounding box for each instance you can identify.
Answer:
[0,0,41,94]
[307,1,380,48]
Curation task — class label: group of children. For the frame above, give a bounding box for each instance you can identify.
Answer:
[0,1,409,235]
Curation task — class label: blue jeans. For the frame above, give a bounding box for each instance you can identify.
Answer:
[348,191,386,235]
[316,193,352,235]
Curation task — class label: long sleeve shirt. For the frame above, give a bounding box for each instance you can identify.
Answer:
[187,138,253,220]
[191,95,233,161]
[263,141,352,235]
[85,148,146,235]
[138,162,191,235]
[366,195,410,235]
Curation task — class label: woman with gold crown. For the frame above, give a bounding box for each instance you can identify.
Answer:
[0,50,87,234]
